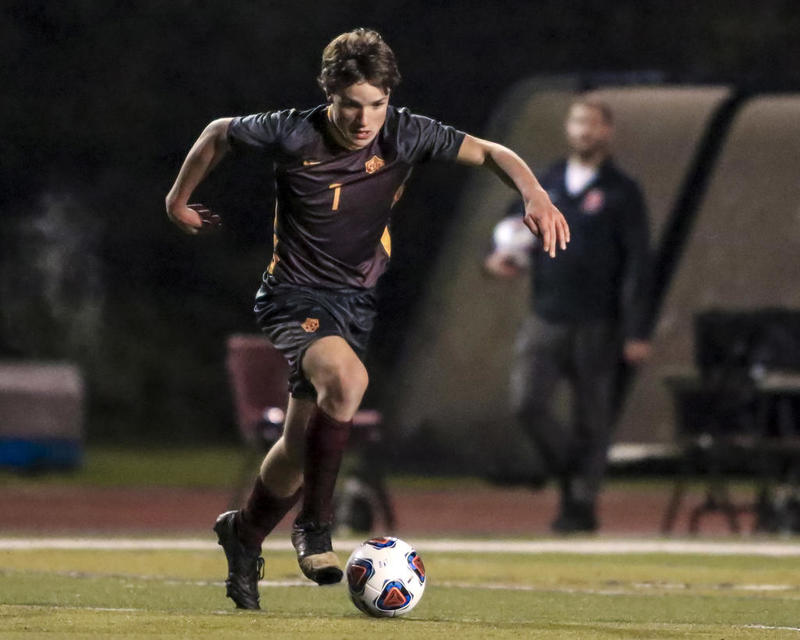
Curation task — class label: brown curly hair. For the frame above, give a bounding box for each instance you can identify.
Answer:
[318,28,401,97]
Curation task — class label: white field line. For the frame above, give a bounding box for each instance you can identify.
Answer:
[2,537,800,556]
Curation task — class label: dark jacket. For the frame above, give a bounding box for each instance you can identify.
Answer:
[515,158,651,339]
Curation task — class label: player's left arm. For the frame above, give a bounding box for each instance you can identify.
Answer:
[456,134,569,258]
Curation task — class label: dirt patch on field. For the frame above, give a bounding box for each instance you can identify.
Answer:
[0,483,756,537]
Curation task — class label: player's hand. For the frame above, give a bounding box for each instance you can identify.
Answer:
[523,192,570,258]
[166,202,221,235]
[190,203,222,233]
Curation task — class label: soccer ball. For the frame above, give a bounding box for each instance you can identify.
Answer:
[492,215,538,268]
[345,536,426,617]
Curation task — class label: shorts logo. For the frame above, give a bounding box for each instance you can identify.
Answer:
[581,188,605,214]
[301,318,320,333]
[365,155,385,174]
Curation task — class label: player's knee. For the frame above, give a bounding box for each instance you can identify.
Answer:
[317,360,368,418]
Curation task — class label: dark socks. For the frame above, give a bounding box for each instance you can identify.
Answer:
[235,476,301,549]
[295,407,352,527]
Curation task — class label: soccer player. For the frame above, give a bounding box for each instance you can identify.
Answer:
[165,28,569,609]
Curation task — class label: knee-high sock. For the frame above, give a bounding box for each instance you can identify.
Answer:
[235,477,301,549]
[295,407,352,527]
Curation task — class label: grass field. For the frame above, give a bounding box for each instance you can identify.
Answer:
[2,539,800,639]
[0,445,761,493]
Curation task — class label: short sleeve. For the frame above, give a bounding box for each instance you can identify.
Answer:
[227,110,293,154]
[394,108,466,165]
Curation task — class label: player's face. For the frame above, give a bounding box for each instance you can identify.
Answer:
[565,104,612,160]
[328,82,390,150]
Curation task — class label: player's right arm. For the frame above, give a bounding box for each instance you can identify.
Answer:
[165,118,233,234]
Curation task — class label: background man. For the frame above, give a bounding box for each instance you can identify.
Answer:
[486,98,651,533]
[166,28,569,609]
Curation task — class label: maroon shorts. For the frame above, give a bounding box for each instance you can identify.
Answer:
[254,276,378,398]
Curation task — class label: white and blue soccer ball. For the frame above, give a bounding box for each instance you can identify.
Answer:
[345,536,426,617]
[492,215,538,268]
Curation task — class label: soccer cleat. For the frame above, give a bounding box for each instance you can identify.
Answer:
[550,501,598,534]
[291,521,343,585]
[214,510,264,609]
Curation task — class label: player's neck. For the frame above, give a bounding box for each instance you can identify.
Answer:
[568,151,607,170]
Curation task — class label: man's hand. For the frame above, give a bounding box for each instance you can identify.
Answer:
[484,251,524,279]
[522,192,570,259]
[623,339,651,365]
[166,202,221,235]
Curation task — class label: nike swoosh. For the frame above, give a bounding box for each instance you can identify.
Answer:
[303,160,321,166]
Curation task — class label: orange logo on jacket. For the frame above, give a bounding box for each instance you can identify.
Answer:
[581,188,605,214]
[365,155,385,174]
[301,318,320,333]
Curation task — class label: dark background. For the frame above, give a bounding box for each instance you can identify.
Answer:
[2,1,799,444]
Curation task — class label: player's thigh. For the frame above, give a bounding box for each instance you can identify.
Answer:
[302,335,369,394]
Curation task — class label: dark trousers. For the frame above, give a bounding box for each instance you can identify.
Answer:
[510,314,620,507]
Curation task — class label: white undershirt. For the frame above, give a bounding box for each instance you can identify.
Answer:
[565,159,598,196]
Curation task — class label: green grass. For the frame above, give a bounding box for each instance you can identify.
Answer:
[2,546,799,638]
[0,445,756,495]
[0,446,250,488]
[0,445,494,491]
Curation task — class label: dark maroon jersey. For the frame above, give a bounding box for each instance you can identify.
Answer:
[227,105,465,289]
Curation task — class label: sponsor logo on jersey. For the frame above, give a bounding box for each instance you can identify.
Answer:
[582,188,605,214]
[301,318,320,333]
[365,155,385,174]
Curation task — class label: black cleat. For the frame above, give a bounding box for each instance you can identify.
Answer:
[291,521,343,585]
[214,510,264,609]
[551,502,598,534]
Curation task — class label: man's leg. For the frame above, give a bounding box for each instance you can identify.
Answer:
[214,396,314,609]
[510,315,571,482]
[291,335,368,584]
[559,320,620,532]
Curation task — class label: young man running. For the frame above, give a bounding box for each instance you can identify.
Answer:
[165,28,569,609]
